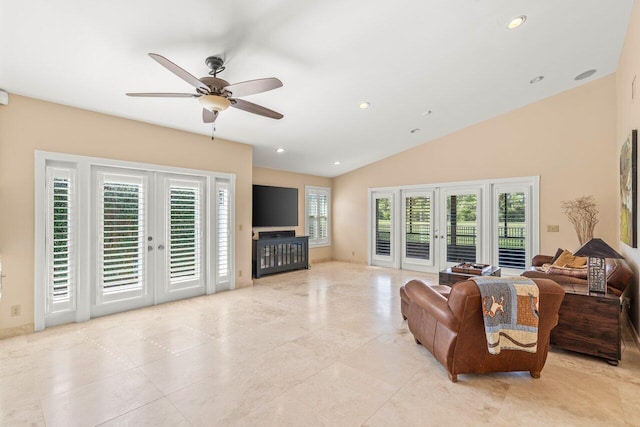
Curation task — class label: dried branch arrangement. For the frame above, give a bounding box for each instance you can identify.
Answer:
[561,196,599,245]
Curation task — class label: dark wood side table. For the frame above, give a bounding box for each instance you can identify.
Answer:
[439,265,501,286]
[550,284,622,365]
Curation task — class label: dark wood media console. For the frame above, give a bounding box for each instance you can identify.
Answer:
[252,235,309,278]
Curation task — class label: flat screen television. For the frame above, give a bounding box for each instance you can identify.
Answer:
[252,185,298,227]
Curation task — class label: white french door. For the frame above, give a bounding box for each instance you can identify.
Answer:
[37,151,235,330]
[155,174,206,304]
[91,167,206,317]
[440,188,481,268]
[401,190,436,272]
[370,191,396,268]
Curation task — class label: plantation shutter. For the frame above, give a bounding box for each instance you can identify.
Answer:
[98,172,146,300]
[45,166,76,313]
[169,181,201,283]
[446,194,478,263]
[307,193,319,240]
[216,180,230,282]
[404,196,431,260]
[375,197,392,256]
[496,191,527,269]
[306,186,330,247]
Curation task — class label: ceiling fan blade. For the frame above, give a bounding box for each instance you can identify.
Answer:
[126,92,198,98]
[148,53,209,92]
[224,78,283,97]
[203,109,218,123]
[231,98,283,119]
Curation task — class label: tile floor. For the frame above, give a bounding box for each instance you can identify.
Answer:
[1,261,640,426]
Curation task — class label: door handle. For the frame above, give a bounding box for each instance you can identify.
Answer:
[158,244,165,250]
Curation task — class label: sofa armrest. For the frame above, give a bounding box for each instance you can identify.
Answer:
[522,270,587,286]
[404,280,460,331]
[605,258,633,295]
[532,254,553,267]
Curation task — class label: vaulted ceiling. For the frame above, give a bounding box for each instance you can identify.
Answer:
[0,0,633,177]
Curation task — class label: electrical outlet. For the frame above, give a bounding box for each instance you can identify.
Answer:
[238,270,243,277]
[352,251,355,256]
[10,305,20,317]
[547,225,560,232]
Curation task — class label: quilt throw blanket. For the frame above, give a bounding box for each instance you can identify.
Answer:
[470,276,539,355]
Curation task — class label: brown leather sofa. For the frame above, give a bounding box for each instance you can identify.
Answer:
[400,278,565,382]
[522,255,632,296]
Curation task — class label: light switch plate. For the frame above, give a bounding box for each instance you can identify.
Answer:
[547,225,560,232]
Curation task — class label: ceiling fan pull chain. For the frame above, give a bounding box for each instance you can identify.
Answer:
[211,122,215,140]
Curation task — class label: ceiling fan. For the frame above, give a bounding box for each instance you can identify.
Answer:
[127,53,283,123]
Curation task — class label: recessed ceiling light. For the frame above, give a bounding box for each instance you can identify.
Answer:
[359,102,370,109]
[530,75,544,84]
[410,128,421,134]
[575,69,597,81]
[333,161,341,165]
[421,110,432,116]
[275,148,285,153]
[507,15,526,29]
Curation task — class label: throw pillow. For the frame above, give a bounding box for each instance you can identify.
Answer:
[552,249,587,268]
[549,248,565,264]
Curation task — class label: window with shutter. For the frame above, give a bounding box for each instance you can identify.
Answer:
[305,186,331,247]
[375,197,392,256]
[496,191,527,269]
[216,180,230,282]
[45,166,76,314]
[446,194,478,263]
[404,196,431,260]
[169,182,201,283]
[98,173,146,299]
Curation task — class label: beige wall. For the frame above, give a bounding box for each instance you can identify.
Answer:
[0,95,254,334]
[333,75,618,265]
[617,0,640,336]
[253,167,333,263]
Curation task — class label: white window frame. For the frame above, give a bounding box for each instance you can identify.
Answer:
[34,150,236,331]
[305,186,331,248]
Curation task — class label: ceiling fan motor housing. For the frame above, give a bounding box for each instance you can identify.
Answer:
[205,56,225,75]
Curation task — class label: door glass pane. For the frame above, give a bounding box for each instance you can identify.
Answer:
[375,198,391,256]
[405,196,430,260]
[446,194,477,263]
[100,177,145,294]
[169,183,201,283]
[497,192,526,269]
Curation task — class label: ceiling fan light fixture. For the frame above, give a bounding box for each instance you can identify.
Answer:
[199,94,231,112]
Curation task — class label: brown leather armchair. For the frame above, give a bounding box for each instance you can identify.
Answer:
[522,255,632,296]
[400,278,565,382]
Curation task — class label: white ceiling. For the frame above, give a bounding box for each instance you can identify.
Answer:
[0,0,633,177]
